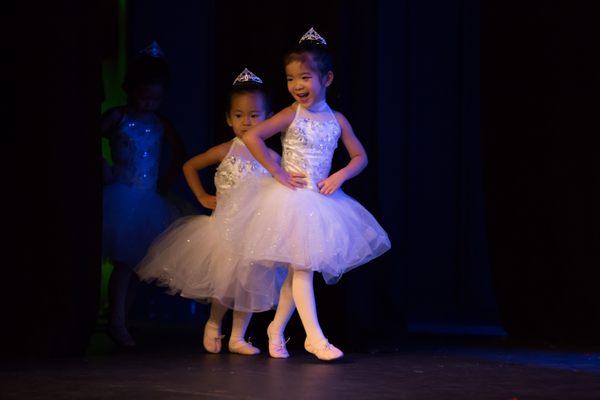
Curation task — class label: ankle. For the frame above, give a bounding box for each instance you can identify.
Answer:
[229,336,245,345]
[267,322,284,339]
[306,335,327,346]
[206,320,221,331]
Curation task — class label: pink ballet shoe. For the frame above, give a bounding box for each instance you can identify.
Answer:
[203,321,224,354]
[267,323,290,359]
[304,338,344,361]
[228,338,261,356]
[107,324,136,347]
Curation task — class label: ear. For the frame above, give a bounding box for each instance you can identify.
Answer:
[225,112,233,127]
[324,71,334,87]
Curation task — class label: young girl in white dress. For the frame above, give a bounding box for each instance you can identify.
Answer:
[137,69,285,355]
[214,29,391,361]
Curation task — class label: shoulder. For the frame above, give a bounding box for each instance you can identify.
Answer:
[102,106,126,120]
[100,106,126,136]
[277,104,298,119]
[156,113,175,130]
[184,140,233,167]
[101,106,125,124]
[332,110,350,126]
[210,139,235,159]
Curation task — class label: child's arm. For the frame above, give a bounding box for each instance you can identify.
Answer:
[158,116,186,194]
[267,148,282,165]
[317,112,368,195]
[182,142,231,210]
[100,107,124,138]
[99,107,124,184]
[243,106,306,189]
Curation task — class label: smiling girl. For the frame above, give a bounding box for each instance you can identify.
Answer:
[214,28,391,361]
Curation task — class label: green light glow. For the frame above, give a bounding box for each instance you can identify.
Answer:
[100,0,127,312]
[101,0,127,166]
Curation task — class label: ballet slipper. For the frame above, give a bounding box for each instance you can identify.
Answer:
[203,321,225,354]
[267,322,290,359]
[228,338,261,355]
[304,337,343,361]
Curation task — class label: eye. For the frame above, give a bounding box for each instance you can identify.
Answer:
[234,114,242,118]
[286,77,293,82]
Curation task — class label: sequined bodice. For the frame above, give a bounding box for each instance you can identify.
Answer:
[282,103,341,190]
[215,138,270,198]
[110,113,163,190]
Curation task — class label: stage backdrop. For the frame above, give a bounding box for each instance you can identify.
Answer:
[128,0,492,350]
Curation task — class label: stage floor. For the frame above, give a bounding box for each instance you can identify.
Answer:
[3,328,600,399]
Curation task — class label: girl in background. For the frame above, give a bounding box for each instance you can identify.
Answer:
[102,42,184,347]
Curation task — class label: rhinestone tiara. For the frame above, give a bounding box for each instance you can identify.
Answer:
[232,68,263,85]
[299,27,327,46]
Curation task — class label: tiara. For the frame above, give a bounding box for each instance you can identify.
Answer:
[139,41,165,58]
[232,68,263,85]
[299,27,327,46]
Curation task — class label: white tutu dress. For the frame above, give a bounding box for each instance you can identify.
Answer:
[214,102,391,285]
[136,138,287,312]
[103,112,177,266]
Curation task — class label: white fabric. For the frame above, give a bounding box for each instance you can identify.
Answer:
[136,138,286,312]
[215,102,391,284]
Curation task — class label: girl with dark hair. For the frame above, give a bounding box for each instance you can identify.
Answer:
[137,68,286,356]
[218,28,391,361]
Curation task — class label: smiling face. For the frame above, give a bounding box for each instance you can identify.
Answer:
[285,59,333,108]
[226,91,269,137]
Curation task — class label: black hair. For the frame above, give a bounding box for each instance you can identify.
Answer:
[123,55,170,91]
[283,40,333,78]
[226,81,272,114]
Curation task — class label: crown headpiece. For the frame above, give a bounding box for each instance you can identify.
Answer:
[139,41,165,58]
[299,27,327,46]
[232,68,263,85]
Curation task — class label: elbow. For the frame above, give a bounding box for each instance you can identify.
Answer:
[182,160,192,173]
[242,131,258,145]
[361,153,369,170]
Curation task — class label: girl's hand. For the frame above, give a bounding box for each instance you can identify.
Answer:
[197,194,217,210]
[273,169,307,190]
[317,171,346,195]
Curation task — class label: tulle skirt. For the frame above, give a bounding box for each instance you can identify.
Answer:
[135,214,287,312]
[215,175,391,284]
[103,183,176,266]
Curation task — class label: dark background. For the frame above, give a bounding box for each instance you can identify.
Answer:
[10,0,599,357]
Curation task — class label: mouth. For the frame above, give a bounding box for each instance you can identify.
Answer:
[296,92,310,102]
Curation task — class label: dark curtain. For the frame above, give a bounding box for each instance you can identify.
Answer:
[378,0,493,327]
[482,3,600,341]
[11,1,103,357]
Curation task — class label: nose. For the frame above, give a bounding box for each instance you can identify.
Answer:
[243,116,251,125]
